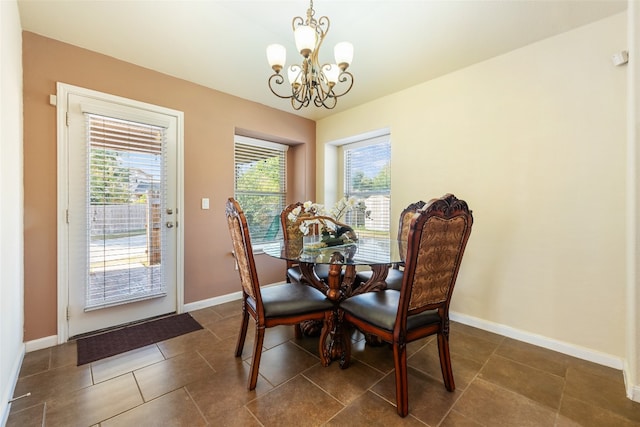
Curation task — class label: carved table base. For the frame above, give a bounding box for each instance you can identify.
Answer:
[306,260,390,367]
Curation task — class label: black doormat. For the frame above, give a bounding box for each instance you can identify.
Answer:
[76,313,203,365]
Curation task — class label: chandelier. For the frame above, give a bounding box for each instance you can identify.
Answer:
[266,0,354,110]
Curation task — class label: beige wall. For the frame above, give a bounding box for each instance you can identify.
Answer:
[22,32,316,341]
[317,14,627,359]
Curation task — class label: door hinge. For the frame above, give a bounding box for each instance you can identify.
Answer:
[66,209,69,224]
[66,306,70,321]
[66,112,70,127]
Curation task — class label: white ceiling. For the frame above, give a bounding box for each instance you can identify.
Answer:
[17,0,627,121]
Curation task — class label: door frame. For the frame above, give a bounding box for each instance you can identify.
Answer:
[55,82,185,343]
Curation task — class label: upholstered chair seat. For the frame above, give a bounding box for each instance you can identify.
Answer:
[340,290,440,331]
[247,282,333,317]
[286,264,331,285]
[353,267,404,291]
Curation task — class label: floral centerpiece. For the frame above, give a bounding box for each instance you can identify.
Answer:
[287,197,359,248]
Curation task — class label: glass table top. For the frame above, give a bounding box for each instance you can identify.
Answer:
[262,237,403,266]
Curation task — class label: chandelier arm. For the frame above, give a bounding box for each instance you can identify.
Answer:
[292,16,304,31]
[313,70,331,103]
[331,72,354,98]
[317,16,330,39]
[268,74,295,100]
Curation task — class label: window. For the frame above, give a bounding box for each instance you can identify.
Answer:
[85,113,167,310]
[343,135,391,237]
[234,136,288,245]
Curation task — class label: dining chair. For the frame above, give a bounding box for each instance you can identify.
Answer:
[225,198,334,390]
[355,200,426,290]
[340,194,473,417]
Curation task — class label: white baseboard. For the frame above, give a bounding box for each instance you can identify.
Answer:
[183,290,243,312]
[25,335,59,353]
[622,359,640,402]
[0,344,25,426]
[182,282,284,313]
[450,311,623,370]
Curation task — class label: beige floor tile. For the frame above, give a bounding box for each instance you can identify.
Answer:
[11,363,92,412]
[303,358,384,405]
[372,367,462,426]
[454,378,557,426]
[563,367,640,423]
[325,391,424,425]
[450,321,504,344]
[101,388,206,426]
[134,351,216,401]
[349,339,396,374]
[558,394,640,427]
[568,355,626,385]
[188,306,223,327]
[49,341,78,369]
[6,402,44,427]
[408,339,484,391]
[262,324,297,349]
[156,328,221,359]
[45,373,143,427]
[478,354,564,410]
[18,348,50,377]
[440,409,485,427]
[449,328,501,365]
[91,344,165,383]
[246,375,344,426]
[203,406,262,426]
[207,314,246,340]
[210,300,243,318]
[198,335,254,371]
[254,340,321,387]
[186,365,273,419]
[495,337,570,377]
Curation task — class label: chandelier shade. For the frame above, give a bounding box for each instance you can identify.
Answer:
[266,0,354,110]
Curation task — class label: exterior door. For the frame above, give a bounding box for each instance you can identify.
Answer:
[60,85,182,338]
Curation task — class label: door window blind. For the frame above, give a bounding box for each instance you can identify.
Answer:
[344,137,391,238]
[85,113,167,310]
[234,136,288,244]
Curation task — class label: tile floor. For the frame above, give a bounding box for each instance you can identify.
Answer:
[7,300,640,426]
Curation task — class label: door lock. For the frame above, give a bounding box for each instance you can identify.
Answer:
[166,221,174,228]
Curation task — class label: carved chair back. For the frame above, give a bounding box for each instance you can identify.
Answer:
[225,198,263,316]
[398,194,473,327]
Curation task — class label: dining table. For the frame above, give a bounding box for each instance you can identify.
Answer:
[262,236,404,367]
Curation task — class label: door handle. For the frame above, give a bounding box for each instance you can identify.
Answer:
[166,221,174,228]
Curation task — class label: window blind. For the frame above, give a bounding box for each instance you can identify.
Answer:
[234,136,288,244]
[85,113,167,310]
[344,137,391,237]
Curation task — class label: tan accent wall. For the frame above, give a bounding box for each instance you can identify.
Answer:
[22,32,315,341]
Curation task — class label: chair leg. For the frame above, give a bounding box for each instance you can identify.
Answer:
[393,341,409,417]
[437,332,456,392]
[235,309,249,357]
[294,323,302,339]
[248,325,266,390]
